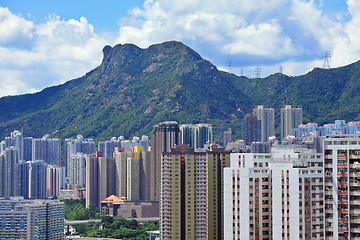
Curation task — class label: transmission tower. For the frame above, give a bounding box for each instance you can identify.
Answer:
[255,66,261,78]
[240,69,244,76]
[323,51,331,69]
[228,60,233,74]
[279,65,283,74]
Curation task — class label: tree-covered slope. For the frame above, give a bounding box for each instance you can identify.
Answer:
[1,41,360,141]
[0,41,251,141]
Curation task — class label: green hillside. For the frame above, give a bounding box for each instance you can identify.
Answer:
[0,41,360,141]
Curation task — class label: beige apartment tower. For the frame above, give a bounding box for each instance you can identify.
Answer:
[160,144,230,240]
[150,121,180,201]
[281,105,303,139]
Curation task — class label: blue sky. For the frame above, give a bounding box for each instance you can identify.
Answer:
[0,0,358,97]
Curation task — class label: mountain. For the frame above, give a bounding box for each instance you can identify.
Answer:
[0,41,251,141]
[0,41,360,142]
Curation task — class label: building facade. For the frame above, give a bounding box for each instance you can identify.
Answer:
[281,105,303,140]
[253,105,275,142]
[242,113,261,146]
[323,133,360,239]
[224,145,324,240]
[160,144,230,240]
[150,121,180,201]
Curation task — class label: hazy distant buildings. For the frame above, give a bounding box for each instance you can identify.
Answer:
[223,128,232,147]
[32,135,61,166]
[281,105,303,140]
[46,165,61,199]
[242,113,261,146]
[180,123,213,149]
[0,147,19,197]
[253,105,275,142]
[150,121,180,201]
[65,135,95,177]
[68,153,88,189]
[28,160,48,199]
[160,144,230,239]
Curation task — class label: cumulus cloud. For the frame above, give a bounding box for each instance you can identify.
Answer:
[1,0,360,97]
[0,7,34,46]
[116,0,360,77]
[0,7,108,97]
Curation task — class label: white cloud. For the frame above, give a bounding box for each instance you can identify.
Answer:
[0,7,108,97]
[0,7,34,45]
[116,0,360,77]
[1,0,360,97]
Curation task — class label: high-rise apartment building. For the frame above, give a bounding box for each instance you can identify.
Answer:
[0,147,19,197]
[68,153,88,188]
[150,121,180,201]
[323,133,360,239]
[1,130,33,161]
[160,144,230,240]
[28,160,48,199]
[242,113,261,146]
[46,165,60,199]
[0,197,64,240]
[86,152,115,207]
[32,136,61,166]
[65,135,95,177]
[253,105,275,142]
[180,124,213,149]
[224,145,324,240]
[223,128,232,147]
[281,105,303,140]
[86,153,100,208]
[127,157,140,201]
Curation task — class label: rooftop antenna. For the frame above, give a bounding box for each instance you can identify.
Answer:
[323,51,331,69]
[255,66,261,78]
[228,60,233,74]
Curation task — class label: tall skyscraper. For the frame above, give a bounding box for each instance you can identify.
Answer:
[0,147,20,197]
[242,113,261,146]
[150,121,180,201]
[98,138,122,158]
[127,157,140,201]
[68,153,88,188]
[114,149,131,198]
[1,130,33,161]
[32,136,61,166]
[46,165,60,199]
[180,124,213,149]
[86,153,100,208]
[281,105,303,140]
[65,135,95,177]
[223,128,232,147]
[253,105,275,142]
[323,132,360,239]
[28,160,48,199]
[160,144,230,239]
[224,146,324,239]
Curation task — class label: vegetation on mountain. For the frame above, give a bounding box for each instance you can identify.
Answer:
[0,41,360,142]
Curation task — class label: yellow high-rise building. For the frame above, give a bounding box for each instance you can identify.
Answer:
[160,144,230,240]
